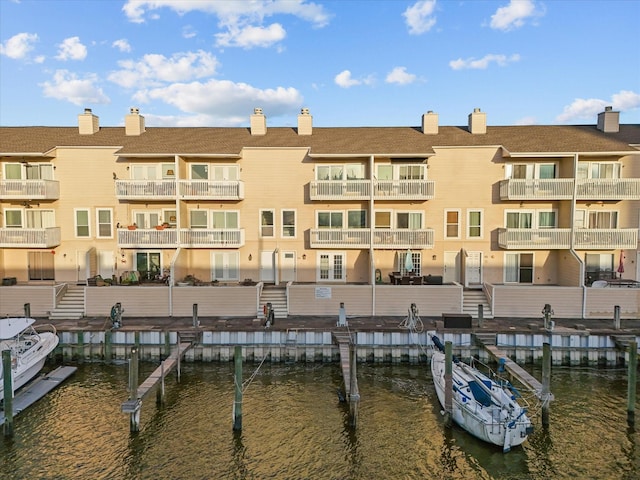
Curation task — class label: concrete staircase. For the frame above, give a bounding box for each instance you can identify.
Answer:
[259,286,288,319]
[49,285,85,320]
[462,289,493,319]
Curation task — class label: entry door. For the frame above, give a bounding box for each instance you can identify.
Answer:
[136,252,161,281]
[444,251,460,284]
[98,250,114,279]
[260,251,275,283]
[280,251,296,283]
[28,251,55,280]
[76,250,89,284]
[465,251,482,286]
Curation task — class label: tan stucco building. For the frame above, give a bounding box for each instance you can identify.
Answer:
[1,106,638,320]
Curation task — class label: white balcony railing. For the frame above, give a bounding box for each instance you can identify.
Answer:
[499,179,574,200]
[180,228,245,248]
[115,180,176,199]
[0,227,61,248]
[576,178,640,200]
[178,180,244,200]
[497,228,571,249]
[0,179,60,200]
[310,228,435,249]
[117,228,178,248]
[573,228,638,250]
[310,180,435,200]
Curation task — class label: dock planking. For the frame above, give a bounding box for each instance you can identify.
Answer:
[0,366,77,425]
[135,342,193,399]
[332,331,353,398]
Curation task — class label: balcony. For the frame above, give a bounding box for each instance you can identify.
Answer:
[576,178,640,200]
[180,228,245,248]
[115,180,176,200]
[498,228,571,249]
[178,180,244,200]
[573,228,638,250]
[310,228,435,249]
[0,179,60,200]
[310,180,434,201]
[499,179,573,200]
[0,227,61,248]
[117,228,178,248]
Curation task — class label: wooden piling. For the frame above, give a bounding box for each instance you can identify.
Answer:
[164,330,171,358]
[541,342,551,428]
[177,333,181,381]
[628,341,637,427]
[349,344,360,428]
[233,345,243,431]
[477,304,484,328]
[104,329,112,362]
[128,347,140,432]
[77,331,84,363]
[157,357,165,407]
[444,341,453,428]
[23,303,30,318]
[193,303,199,327]
[614,305,621,330]
[2,350,14,437]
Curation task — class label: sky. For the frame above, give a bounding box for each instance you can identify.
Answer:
[1,0,639,129]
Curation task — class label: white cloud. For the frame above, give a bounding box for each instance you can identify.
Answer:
[334,70,374,88]
[55,37,87,61]
[40,69,109,105]
[0,32,39,60]
[514,116,537,125]
[490,0,542,31]
[556,90,640,123]
[182,25,197,39]
[403,0,437,35]
[112,39,132,53]
[449,53,520,70]
[131,79,303,125]
[108,50,219,88]
[215,23,286,49]
[385,67,417,85]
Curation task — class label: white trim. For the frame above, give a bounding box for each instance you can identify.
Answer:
[466,208,484,239]
[444,209,461,239]
[95,207,113,239]
[74,208,91,238]
[281,209,297,239]
[260,208,276,238]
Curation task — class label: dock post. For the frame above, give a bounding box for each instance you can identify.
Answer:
[135,331,141,352]
[614,305,621,330]
[2,350,14,437]
[24,303,30,318]
[193,303,198,327]
[164,330,171,358]
[233,345,243,431]
[541,342,551,428]
[104,329,112,362]
[444,341,453,428]
[128,347,140,432]
[349,343,360,428]
[177,332,181,382]
[628,341,637,427]
[157,356,165,407]
[477,304,484,328]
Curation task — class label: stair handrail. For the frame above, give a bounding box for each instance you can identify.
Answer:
[256,281,264,316]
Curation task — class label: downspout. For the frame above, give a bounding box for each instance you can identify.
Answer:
[568,153,587,319]
[370,154,376,316]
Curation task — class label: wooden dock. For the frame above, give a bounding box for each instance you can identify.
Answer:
[0,366,77,425]
[332,331,353,397]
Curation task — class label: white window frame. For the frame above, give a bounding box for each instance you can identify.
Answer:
[505,162,557,179]
[131,164,159,180]
[505,210,534,229]
[96,208,113,238]
[347,209,367,229]
[260,209,275,237]
[133,210,161,229]
[577,162,621,179]
[316,210,344,229]
[189,210,208,229]
[374,210,392,229]
[190,163,209,180]
[445,209,461,239]
[396,211,423,230]
[467,209,483,239]
[281,209,296,238]
[211,165,239,181]
[399,251,421,276]
[211,251,239,281]
[588,210,618,229]
[75,208,90,238]
[211,210,239,229]
[317,252,346,282]
[504,252,534,284]
[162,209,177,227]
[4,208,23,228]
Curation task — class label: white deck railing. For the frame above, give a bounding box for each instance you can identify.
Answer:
[180,228,245,248]
[498,227,638,250]
[573,228,638,249]
[576,178,640,200]
[117,228,178,248]
[115,180,176,199]
[310,228,434,249]
[310,180,435,200]
[0,227,61,248]
[178,180,244,200]
[0,179,60,200]
[499,179,574,200]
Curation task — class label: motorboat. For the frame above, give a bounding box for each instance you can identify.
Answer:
[430,335,532,452]
[0,317,59,398]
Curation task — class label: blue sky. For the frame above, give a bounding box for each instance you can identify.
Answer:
[1,0,639,128]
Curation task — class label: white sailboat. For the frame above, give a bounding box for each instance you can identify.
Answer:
[430,335,532,452]
[0,317,59,397]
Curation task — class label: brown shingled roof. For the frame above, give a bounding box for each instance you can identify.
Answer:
[1,124,639,156]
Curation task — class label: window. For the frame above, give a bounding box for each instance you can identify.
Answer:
[4,163,53,180]
[75,209,90,237]
[345,164,365,179]
[538,164,556,179]
[538,211,556,229]
[96,209,112,238]
[376,165,393,180]
[190,164,209,180]
[318,211,343,229]
[374,211,392,229]
[347,210,366,228]
[136,252,161,281]
[399,165,425,180]
[131,164,158,180]
[445,210,460,238]
[212,165,239,180]
[162,164,175,178]
[399,251,421,276]
[282,210,296,237]
[397,212,422,229]
[25,209,55,228]
[134,211,160,229]
[260,209,275,237]
[578,162,621,179]
[5,209,23,228]
[585,253,614,284]
[318,252,345,281]
[506,211,533,228]
[506,163,556,179]
[163,210,177,227]
[467,210,483,238]
[211,211,238,228]
[316,165,343,180]
[211,251,239,281]
[505,253,533,283]
[190,210,208,229]
[588,211,618,229]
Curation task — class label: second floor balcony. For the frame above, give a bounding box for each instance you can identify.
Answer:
[117,228,178,248]
[500,178,640,201]
[498,227,638,250]
[117,227,246,248]
[115,180,176,200]
[178,180,244,200]
[576,178,640,200]
[310,180,435,201]
[0,179,60,200]
[310,228,435,249]
[573,228,638,250]
[0,227,61,248]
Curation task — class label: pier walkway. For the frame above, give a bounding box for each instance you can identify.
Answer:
[332,331,354,397]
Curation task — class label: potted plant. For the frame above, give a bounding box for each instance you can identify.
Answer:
[127,223,137,230]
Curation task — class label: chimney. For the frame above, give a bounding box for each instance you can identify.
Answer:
[421,110,438,134]
[250,107,267,136]
[597,106,619,133]
[125,107,146,136]
[297,107,312,135]
[78,108,99,135]
[468,108,486,134]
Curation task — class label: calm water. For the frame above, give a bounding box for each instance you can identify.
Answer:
[1,360,638,480]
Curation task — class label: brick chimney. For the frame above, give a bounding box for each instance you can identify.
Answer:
[78,108,99,135]
[297,107,312,135]
[421,110,438,134]
[125,107,145,136]
[468,108,486,134]
[597,106,619,133]
[250,107,267,135]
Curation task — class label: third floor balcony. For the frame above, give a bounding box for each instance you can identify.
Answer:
[310,180,435,201]
[0,227,61,248]
[498,227,638,250]
[178,180,244,200]
[0,179,60,200]
[500,178,640,201]
[310,228,434,249]
[115,180,176,200]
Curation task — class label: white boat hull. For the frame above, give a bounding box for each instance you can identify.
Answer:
[431,350,531,451]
